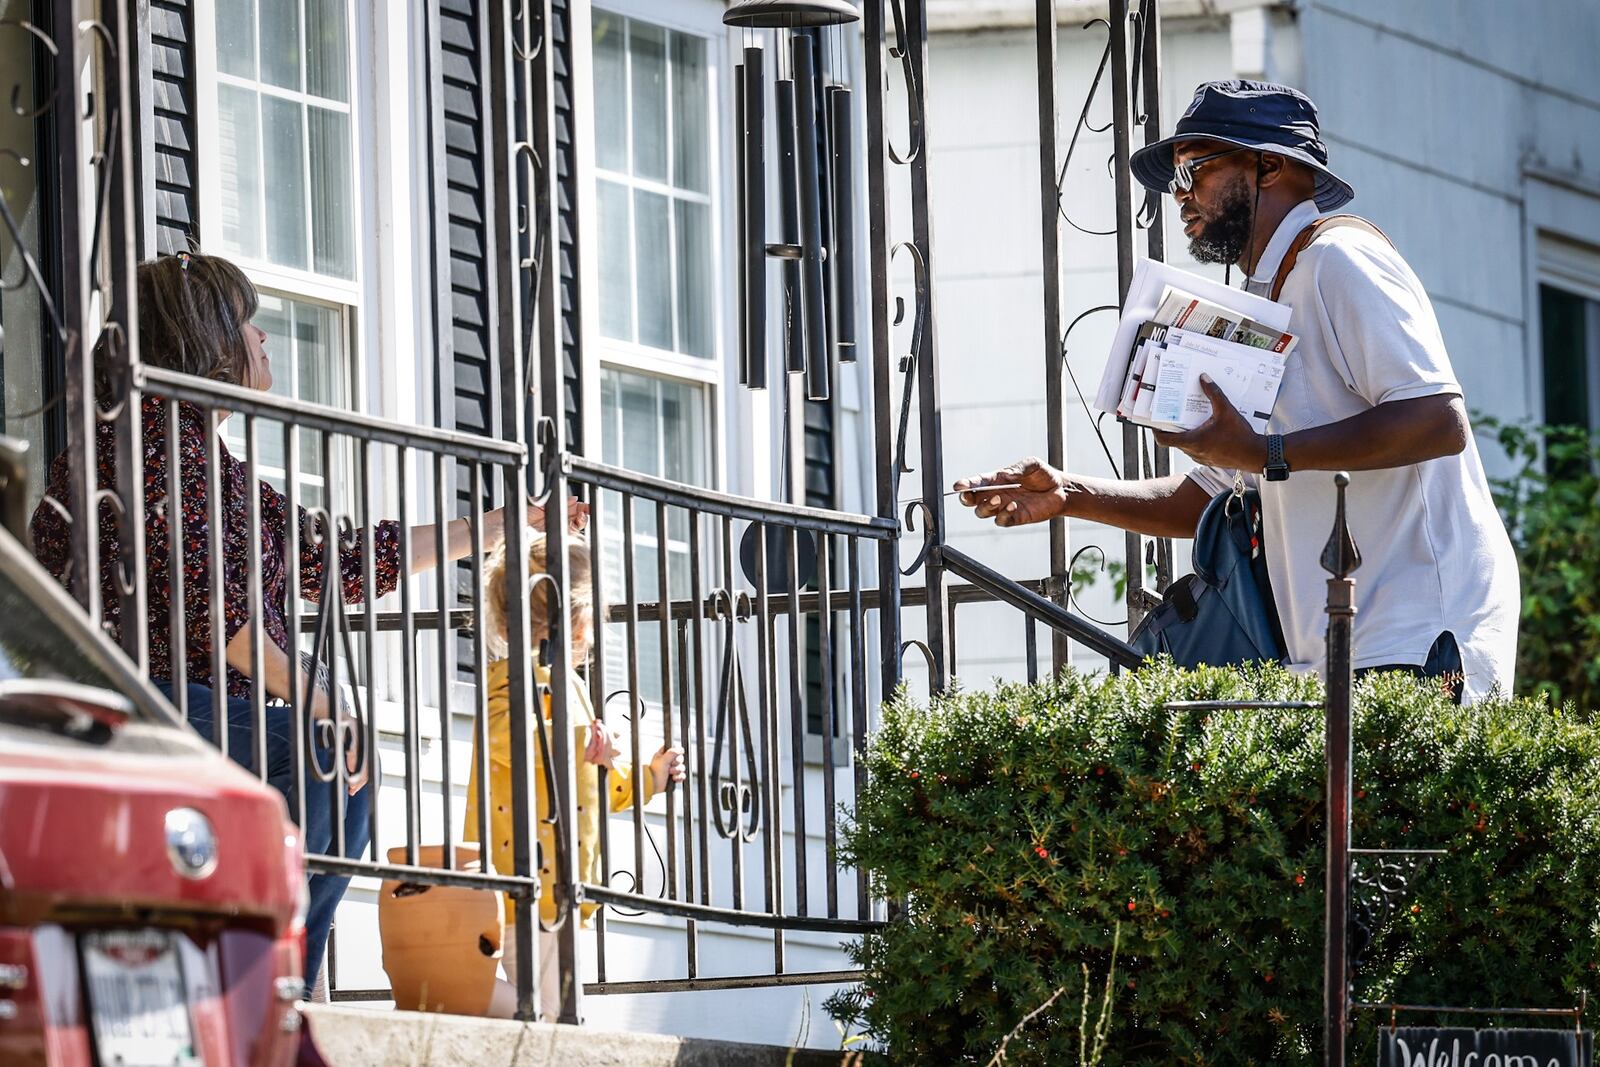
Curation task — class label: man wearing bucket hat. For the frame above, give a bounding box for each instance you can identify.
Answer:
[956,80,1519,703]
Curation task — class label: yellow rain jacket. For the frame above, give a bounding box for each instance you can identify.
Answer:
[463,660,656,926]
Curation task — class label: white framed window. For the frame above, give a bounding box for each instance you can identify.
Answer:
[209,0,357,282]
[1538,234,1600,436]
[588,6,724,710]
[592,9,719,378]
[196,0,363,508]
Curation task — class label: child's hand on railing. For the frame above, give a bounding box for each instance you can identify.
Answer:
[583,719,622,770]
[650,744,686,794]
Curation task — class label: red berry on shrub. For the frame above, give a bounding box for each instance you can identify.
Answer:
[1096,767,1105,776]
[1355,789,1366,799]
[1295,874,1305,886]
[1264,973,1274,983]
[1410,904,1420,915]
[909,771,919,779]
[1126,979,1137,990]
[1036,846,1049,858]
[1127,901,1137,912]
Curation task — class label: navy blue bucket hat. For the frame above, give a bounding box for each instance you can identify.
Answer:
[1131,80,1355,211]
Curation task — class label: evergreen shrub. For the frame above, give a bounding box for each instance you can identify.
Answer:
[827,662,1600,1065]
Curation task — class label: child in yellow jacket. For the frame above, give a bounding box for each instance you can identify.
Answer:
[464,531,684,1016]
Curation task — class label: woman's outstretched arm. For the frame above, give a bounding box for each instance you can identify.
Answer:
[405,495,590,575]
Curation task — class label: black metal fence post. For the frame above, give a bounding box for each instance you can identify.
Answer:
[1322,471,1361,1065]
[1033,0,1071,674]
[1107,0,1145,630]
[484,0,541,1021]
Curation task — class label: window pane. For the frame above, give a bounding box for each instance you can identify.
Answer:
[261,97,309,269]
[601,372,621,464]
[258,0,303,91]
[295,301,344,404]
[619,373,657,475]
[252,294,290,470]
[293,301,331,478]
[670,33,708,194]
[304,0,349,102]
[629,21,667,182]
[674,199,712,358]
[601,368,706,484]
[1542,284,1591,431]
[633,189,672,350]
[308,106,354,278]
[217,86,263,260]
[598,368,710,708]
[592,14,626,172]
[216,0,257,78]
[661,381,706,485]
[597,180,633,341]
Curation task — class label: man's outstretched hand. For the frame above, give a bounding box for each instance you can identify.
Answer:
[953,458,1073,527]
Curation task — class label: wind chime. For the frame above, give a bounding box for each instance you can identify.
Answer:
[726,0,860,592]
[724,0,860,402]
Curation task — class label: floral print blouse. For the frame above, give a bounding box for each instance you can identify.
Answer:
[31,397,403,698]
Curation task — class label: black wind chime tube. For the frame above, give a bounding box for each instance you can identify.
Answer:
[792,33,830,401]
[741,47,767,389]
[827,83,856,361]
[735,58,749,387]
[774,71,805,375]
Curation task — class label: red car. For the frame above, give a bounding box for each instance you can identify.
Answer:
[0,516,307,1066]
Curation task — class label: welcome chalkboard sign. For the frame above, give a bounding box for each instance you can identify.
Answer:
[1378,1027,1593,1067]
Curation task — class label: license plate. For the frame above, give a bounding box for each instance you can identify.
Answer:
[82,930,203,1067]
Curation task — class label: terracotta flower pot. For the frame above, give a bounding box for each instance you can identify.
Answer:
[377,844,514,1017]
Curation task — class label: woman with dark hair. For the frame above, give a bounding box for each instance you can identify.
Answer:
[29,251,584,989]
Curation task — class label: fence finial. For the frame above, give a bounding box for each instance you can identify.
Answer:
[1320,472,1361,579]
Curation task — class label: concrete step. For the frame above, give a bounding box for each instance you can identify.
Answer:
[301,1003,869,1067]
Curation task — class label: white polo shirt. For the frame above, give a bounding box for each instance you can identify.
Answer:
[1187,198,1519,702]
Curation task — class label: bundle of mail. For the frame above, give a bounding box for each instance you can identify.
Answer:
[1093,259,1297,434]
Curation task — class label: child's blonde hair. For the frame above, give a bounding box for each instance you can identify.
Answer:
[482,532,597,662]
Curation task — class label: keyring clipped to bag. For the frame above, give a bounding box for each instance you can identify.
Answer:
[1128,476,1286,669]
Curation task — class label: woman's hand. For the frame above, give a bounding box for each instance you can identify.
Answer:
[337,702,369,795]
[650,744,686,793]
[311,690,368,795]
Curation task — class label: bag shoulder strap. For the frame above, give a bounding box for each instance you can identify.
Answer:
[1269,214,1393,302]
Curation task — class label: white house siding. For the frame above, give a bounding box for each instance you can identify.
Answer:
[1298,0,1600,439]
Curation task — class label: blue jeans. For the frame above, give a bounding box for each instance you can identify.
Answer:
[154,681,372,983]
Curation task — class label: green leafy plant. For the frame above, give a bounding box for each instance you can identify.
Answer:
[827,662,1600,1065]
[1479,419,1600,711]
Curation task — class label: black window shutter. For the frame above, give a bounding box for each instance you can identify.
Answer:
[147,1,200,255]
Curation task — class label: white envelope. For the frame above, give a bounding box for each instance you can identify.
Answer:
[1094,258,1291,414]
[1148,329,1286,433]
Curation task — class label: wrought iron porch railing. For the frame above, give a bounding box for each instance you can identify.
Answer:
[14,0,1173,1031]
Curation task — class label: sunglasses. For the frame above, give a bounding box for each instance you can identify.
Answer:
[1168,147,1254,194]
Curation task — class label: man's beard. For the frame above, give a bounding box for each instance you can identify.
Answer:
[1187,175,1255,265]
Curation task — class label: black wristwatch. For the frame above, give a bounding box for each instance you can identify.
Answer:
[1264,434,1290,482]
